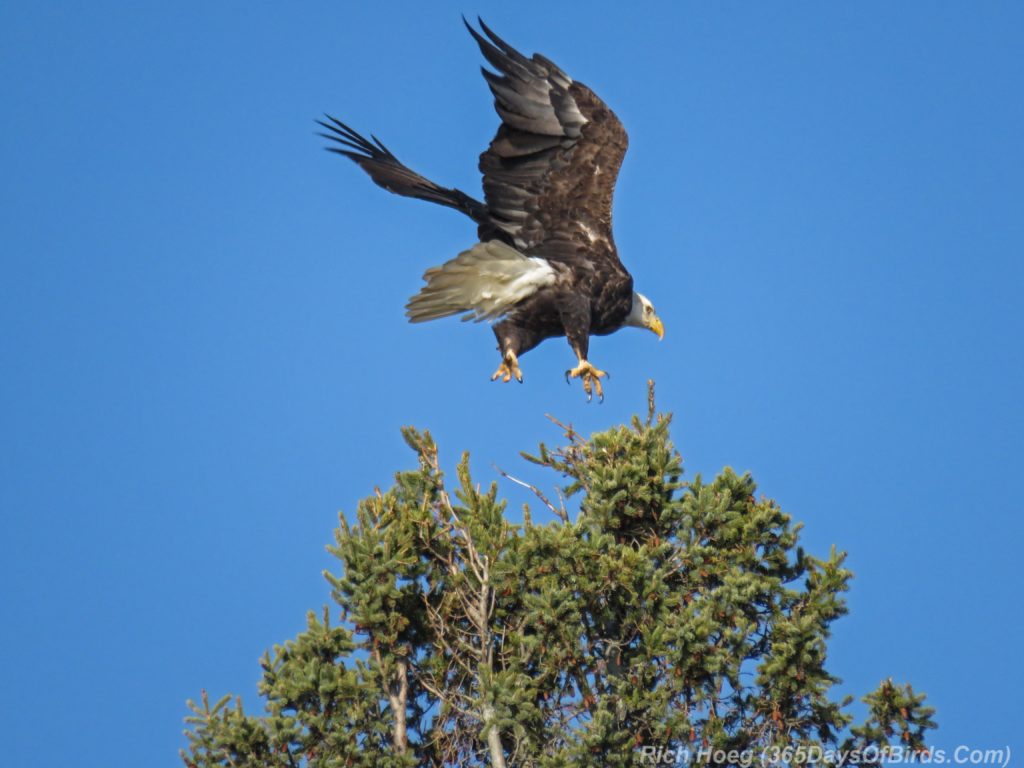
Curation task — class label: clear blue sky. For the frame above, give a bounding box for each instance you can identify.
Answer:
[2,2,1021,765]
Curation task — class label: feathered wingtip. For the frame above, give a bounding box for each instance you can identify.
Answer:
[463,15,533,75]
[463,15,573,84]
[460,15,582,139]
[315,114,396,163]
[314,111,489,221]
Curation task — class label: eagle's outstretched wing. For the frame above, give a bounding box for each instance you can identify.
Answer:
[467,18,629,271]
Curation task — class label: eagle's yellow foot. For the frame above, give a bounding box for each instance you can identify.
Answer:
[565,360,608,402]
[491,352,523,383]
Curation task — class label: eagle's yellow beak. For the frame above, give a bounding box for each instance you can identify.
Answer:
[648,315,665,340]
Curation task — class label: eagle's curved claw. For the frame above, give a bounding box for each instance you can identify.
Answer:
[491,353,523,384]
[565,360,608,402]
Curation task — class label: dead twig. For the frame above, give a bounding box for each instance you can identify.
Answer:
[494,464,569,524]
[646,379,656,426]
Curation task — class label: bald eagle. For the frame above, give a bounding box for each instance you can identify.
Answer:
[319,18,664,400]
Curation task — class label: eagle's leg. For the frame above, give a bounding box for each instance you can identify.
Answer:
[491,350,523,384]
[559,300,608,401]
[492,322,539,384]
[565,358,608,402]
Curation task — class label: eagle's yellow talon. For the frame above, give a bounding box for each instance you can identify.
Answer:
[491,353,523,384]
[566,360,607,402]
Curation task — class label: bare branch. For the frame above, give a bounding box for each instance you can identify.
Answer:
[494,465,569,524]
[646,378,656,426]
[544,413,584,445]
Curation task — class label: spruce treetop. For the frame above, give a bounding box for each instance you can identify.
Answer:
[183,385,934,768]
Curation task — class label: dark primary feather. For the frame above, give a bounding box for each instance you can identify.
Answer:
[317,114,489,225]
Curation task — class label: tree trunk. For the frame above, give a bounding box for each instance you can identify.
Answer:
[481,704,507,768]
[386,658,408,753]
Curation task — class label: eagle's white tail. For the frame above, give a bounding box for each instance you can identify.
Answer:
[405,240,557,323]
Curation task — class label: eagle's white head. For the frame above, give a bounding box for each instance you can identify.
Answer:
[623,292,665,339]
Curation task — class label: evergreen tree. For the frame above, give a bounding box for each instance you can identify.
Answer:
[183,386,934,767]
